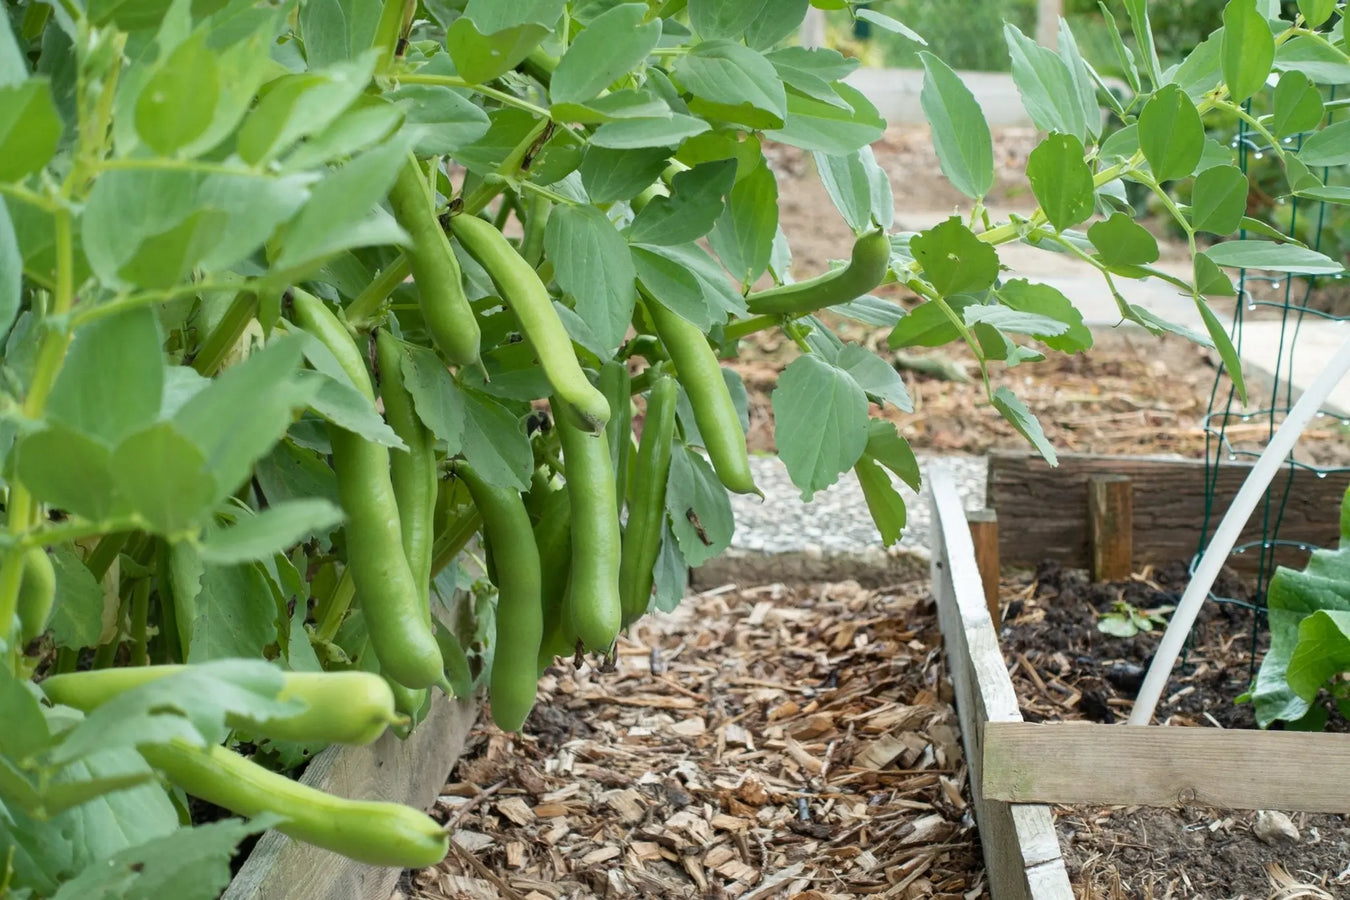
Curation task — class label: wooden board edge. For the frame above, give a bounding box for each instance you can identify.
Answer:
[223,691,480,900]
[984,720,1350,814]
[928,468,1075,900]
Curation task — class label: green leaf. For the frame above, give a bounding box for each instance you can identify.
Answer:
[15,424,123,522]
[579,146,672,203]
[302,371,407,449]
[633,243,746,329]
[1087,212,1160,267]
[400,343,466,446]
[174,337,315,508]
[200,500,344,565]
[1297,0,1336,27]
[236,56,377,166]
[46,307,164,447]
[254,439,341,513]
[299,0,383,69]
[836,343,911,411]
[629,159,734,246]
[1286,609,1350,700]
[856,9,924,43]
[546,204,637,352]
[863,419,921,491]
[1194,252,1237,297]
[552,4,661,105]
[284,97,405,171]
[674,40,786,129]
[1195,298,1246,405]
[1169,28,1225,100]
[461,388,533,491]
[387,84,491,157]
[273,138,411,272]
[688,0,772,40]
[1252,497,1350,726]
[462,0,565,32]
[772,354,870,500]
[82,170,310,289]
[50,816,274,900]
[184,564,283,663]
[1297,119,1350,167]
[917,52,993,200]
[134,31,218,155]
[664,444,734,567]
[1271,71,1324,138]
[0,200,15,338]
[1138,85,1204,182]
[1275,36,1350,85]
[830,294,905,327]
[708,159,778,285]
[445,18,549,85]
[994,281,1093,353]
[48,546,105,651]
[909,217,999,297]
[887,299,963,349]
[991,386,1057,466]
[767,46,858,108]
[764,82,885,155]
[1026,132,1094,232]
[1123,0,1163,87]
[814,146,893,233]
[0,79,62,181]
[112,423,215,537]
[651,521,687,613]
[0,12,24,87]
[0,669,48,763]
[744,0,808,50]
[1004,24,1092,142]
[1222,0,1276,104]
[589,114,711,149]
[965,304,1068,339]
[1189,165,1248,235]
[0,751,179,897]
[854,457,906,547]
[1205,240,1345,274]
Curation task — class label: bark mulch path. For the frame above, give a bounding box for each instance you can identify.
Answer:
[403,580,988,900]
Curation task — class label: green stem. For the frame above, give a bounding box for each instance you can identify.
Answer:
[723,314,781,343]
[73,280,247,329]
[21,517,144,552]
[192,292,259,376]
[430,506,483,579]
[0,209,76,671]
[314,567,354,643]
[129,578,150,667]
[85,532,130,581]
[54,647,78,674]
[0,183,59,213]
[345,255,413,328]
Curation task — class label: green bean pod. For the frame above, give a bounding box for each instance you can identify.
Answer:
[387,157,482,369]
[290,291,445,691]
[457,466,542,733]
[619,375,677,627]
[43,667,401,746]
[645,300,758,496]
[598,362,632,515]
[555,403,623,651]
[375,329,438,610]
[529,483,574,674]
[16,547,54,642]
[450,213,611,433]
[745,228,891,317]
[141,740,449,868]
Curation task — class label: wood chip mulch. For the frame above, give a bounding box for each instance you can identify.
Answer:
[404,580,988,900]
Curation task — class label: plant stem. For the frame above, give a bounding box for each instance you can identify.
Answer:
[314,567,354,643]
[345,255,413,328]
[72,280,246,329]
[129,578,150,667]
[430,505,483,579]
[723,314,781,342]
[192,292,259,376]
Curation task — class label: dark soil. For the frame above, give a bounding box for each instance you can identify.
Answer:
[1000,561,1350,899]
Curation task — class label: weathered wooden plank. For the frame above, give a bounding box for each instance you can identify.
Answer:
[928,469,1073,900]
[223,692,479,900]
[984,721,1350,813]
[987,450,1350,573]
[967,508,1002,628]
[1088,475,1133,582]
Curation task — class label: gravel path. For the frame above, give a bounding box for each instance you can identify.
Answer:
[692,454,987,586]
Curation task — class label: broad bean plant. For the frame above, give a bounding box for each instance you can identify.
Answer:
[0,0,1346,893]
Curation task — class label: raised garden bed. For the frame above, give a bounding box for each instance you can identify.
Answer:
[929,465,1350,899]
